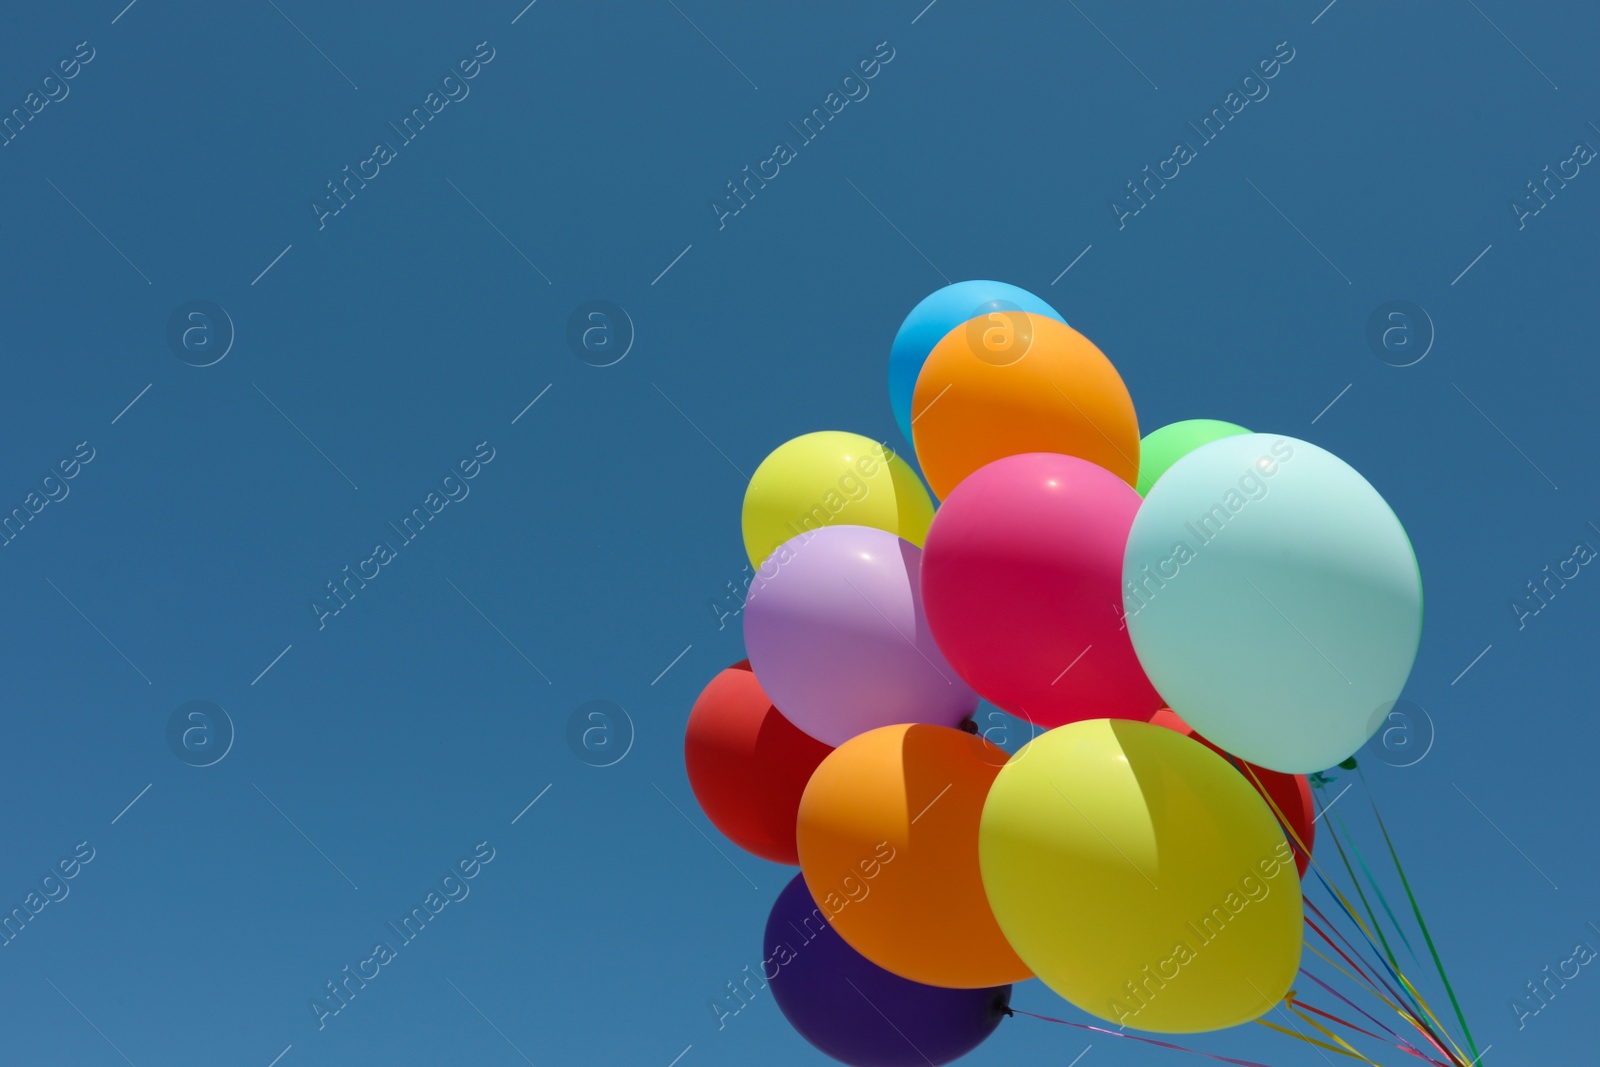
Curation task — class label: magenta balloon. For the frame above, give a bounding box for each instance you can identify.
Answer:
[920,453,1164,728]
[743,526,977,747]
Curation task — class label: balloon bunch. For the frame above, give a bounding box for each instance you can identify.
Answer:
[684,281,1475,1066]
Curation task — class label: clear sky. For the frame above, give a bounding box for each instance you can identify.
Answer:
[0,1,1594,1065]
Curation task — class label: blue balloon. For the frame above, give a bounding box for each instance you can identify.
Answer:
[765,873,1010,1066]
[887,281,1065,447]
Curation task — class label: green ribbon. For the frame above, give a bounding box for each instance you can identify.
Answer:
[1314,779,1405,980]
[1359,768,1484,1066]
[1328,803,1421,966]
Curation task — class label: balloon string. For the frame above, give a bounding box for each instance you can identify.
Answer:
[1301,925,1417,1036]
[1302,861,1447,1042]
[1299,962,1442,1064]
[1313,783,1460,1066]
[1233,763,1464,1065]
[1290,991,1454,1067]
[1284,998,1387,1065]
[1292,940,1446,1062]
[1304,915,1393,1002]
[1304,782,1464,1065]
[1357,768,1484,1066]
[1301,935,1458,1067]
[1315,783,1409,973]
[1304,901,1422,1024]
[1312,908,1388,991]
[1316,807,1466,1067]
[1253,1016,1369,1060]
[1312,816,1467,1067]
[1293,999,1389,1047]
[1327,802,1420,965]
[1302,878,1465,1067]
[1012,1008,1287,1067]
[1299,895,1465,1067]
[1302,937,1457,1067]
[1240,763,1460,1062]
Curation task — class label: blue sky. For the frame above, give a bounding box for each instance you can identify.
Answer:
[0,1,1595,1065]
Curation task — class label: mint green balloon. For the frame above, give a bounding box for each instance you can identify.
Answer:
[1136,419,1251,496]
[1122,434,1422,774]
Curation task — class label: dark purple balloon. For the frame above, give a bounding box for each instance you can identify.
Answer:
[764,873,1010,1066]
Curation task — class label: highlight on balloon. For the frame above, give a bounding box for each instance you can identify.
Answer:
[677,279,1485,1067]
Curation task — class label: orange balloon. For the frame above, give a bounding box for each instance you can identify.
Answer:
[910,313,1140,498]
[796,723,1031,989]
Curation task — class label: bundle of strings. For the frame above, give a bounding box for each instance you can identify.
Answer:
[1017,761,1485,1067]
[1259,762,1485,1067]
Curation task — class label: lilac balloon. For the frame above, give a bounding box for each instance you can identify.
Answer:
[766,873,1011,1066]
[743,525,977,747]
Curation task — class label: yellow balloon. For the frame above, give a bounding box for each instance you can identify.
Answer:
[978,720,1302,1034]
[741,431,935,569]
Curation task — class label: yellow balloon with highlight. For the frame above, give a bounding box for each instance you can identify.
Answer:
[978,719,1303,1034]
[741,431,935,569]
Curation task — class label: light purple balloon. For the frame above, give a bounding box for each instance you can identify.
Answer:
[743,525,977,747]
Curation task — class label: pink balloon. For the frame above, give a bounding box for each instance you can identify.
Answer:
[920,453,1163,727]
[743,526,977,747]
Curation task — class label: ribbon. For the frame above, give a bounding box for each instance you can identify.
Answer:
[1014,1008,1285,1067]
[1329,802,1420,965]
[1359,769,1484,1066]
[1299,967,1452,1067]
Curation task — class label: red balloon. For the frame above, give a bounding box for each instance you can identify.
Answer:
[919,453,1163,728]
[684,661,833,865]
[1151,707,1316,875]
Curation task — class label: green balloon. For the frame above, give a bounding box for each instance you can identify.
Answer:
[1136,419,1252,496]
